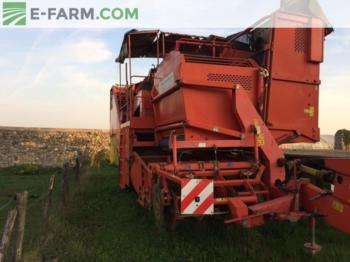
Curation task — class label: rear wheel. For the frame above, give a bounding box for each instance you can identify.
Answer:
[152,179,178,231]
[165,190,178,231]
[152,180,165,229]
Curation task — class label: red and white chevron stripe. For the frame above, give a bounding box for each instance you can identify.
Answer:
[180,179,214,215]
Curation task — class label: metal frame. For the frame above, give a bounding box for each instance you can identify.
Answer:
[109,11,350,242]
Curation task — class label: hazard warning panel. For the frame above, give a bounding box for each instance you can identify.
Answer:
[180,179,214,215]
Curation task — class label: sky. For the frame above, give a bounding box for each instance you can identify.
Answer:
[0,27,349,135]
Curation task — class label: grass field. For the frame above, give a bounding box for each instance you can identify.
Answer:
[1,164,350,262]
[0,165,61,254]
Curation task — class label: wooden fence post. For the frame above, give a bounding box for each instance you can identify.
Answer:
[61,163,69,208]
[14,191,28,262]
[0,209,18,262]
[43,175,56,225]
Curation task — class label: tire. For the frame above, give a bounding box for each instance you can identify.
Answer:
[152,179,165,229]
[152,179,178,231]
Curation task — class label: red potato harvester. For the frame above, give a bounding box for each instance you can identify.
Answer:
[110,4,350,252]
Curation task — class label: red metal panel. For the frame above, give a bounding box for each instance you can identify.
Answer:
[119,127,131,189]
[265,19,324,143]
[310,28,324,62]
[180,62,259,104]
[267,80,320,142]
[309,20,325,63]
[324,158,350,175]
[271,28,320,83]
[153,51,181,96]
[153,88,186,126]
[153,52,260,142]
[129,117,155,129]
[183,87,240,134]
[301,183,350,235]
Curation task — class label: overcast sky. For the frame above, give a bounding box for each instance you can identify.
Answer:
[0,28,349,134]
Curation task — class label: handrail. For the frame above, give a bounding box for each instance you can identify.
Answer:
[175,38,230,51]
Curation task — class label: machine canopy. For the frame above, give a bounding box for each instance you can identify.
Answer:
[116,1,332,63]
[115,30,227,63]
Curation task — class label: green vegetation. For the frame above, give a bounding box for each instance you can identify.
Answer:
[1,164,350,261]
[340,129,350,147]
[0,165,61,260]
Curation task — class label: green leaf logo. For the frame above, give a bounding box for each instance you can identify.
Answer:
[2,2,26,26]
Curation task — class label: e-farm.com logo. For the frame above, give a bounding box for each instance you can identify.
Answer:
[2,2,26,26]
[2,1,139,27]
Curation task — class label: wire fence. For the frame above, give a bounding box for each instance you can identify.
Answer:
[0,157,85,262]
[0,199,15,213]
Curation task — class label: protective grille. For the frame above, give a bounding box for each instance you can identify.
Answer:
[295,28,308,53]
[207,73,253,90]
